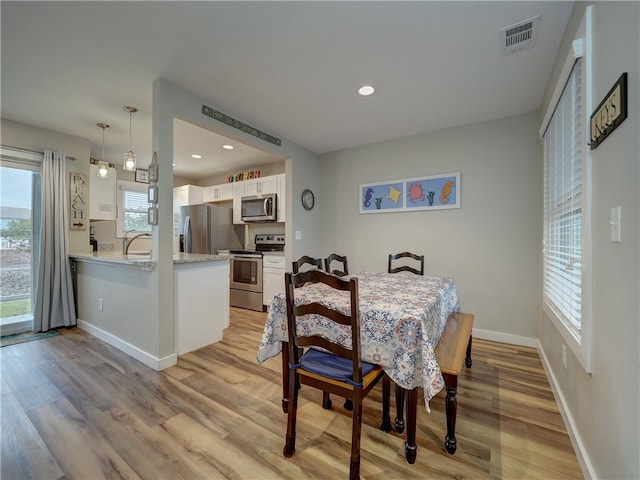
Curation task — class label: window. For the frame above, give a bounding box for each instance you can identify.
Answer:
[540,7,592,372]
[543,58,583,335]
[0,146,42,334]
[116,180,151,236]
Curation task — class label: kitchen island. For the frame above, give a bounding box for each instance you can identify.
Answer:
[69,252,230,369]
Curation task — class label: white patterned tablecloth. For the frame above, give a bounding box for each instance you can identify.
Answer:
[257,272,461,411]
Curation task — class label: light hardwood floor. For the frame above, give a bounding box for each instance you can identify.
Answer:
[1,308,583,479]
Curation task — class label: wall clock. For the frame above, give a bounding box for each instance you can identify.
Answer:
[301,189,315,211]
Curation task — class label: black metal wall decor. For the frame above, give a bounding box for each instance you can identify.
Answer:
[202,105,282,147]
[590,73,627,150]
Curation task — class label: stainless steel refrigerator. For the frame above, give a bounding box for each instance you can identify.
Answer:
[179,204,244,254]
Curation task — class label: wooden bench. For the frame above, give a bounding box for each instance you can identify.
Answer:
[395,312,474,463]
[434,311,474,454]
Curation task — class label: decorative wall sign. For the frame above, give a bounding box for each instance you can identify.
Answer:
[135,168,149,183]
[148,185,158,203]
[226,170,261,183]
[148,206,158,225]
[590,72,627,149]
[202,105,282,146]
[360,172,460,214]
[69,172,87,230]
[148,152,158,182]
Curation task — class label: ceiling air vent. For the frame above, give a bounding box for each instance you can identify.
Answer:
[500,15,540,55]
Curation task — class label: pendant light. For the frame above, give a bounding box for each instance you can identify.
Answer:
[122,106,138,171]
[97,123,110,179]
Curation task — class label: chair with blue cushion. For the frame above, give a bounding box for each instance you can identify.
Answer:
[282,269,391,480]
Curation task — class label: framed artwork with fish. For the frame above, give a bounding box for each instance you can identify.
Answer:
[360,172,460,214]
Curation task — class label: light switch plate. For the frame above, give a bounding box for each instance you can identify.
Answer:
[610,206,621,243]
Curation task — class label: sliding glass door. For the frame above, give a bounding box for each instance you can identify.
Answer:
[0,147,42,335]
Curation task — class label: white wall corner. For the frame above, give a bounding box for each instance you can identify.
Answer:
[537,339,597,480]
[78,319,177,371]
[471,328,537,348]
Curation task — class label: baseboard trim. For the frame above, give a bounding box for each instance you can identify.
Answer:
[471,328,537,348]
[537,340,595,480]
[77,320,177,371]
[0,318,33,336]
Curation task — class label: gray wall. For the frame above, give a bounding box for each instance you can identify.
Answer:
[538,2,639,479]
[320,112,541,342]
[1,119,90,253]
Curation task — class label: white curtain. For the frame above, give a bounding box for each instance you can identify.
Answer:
[33,149,76,331]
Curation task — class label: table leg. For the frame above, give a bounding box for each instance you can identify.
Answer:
[394,384,405,434]
[465,333,473,368]
[443,372,458,454]
[281,341,289,413]
[380,374,392,432]
[404,388,418,464]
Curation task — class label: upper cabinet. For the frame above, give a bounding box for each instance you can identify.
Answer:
[276,174,286,223]
[203,183,233,202]
[174,184,203,207]
[231,173,286,224]
[243,175,278,196]
[199,173,286,224]
[89,163,116,220]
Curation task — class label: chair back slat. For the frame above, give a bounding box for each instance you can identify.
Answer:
[388,251,424,276]
[292,255,322,274]
[284,270,363,383]
[324,253,349,277]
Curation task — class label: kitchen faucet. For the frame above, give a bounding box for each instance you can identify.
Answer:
[124,232,152,255]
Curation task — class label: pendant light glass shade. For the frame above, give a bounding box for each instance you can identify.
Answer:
[123,106,138,171]
[97,123,110,179]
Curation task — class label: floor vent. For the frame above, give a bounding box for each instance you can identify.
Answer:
[500,15,540,55]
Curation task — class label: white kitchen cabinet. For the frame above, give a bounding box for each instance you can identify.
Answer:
[174,259,229,354]
[204,183,233,202]
[276,173,286,223]
[232,182,246,224]
[174,184,203,207]
[263,253,286,309]
[89,163,116,220]
[173,185,203,252]
[244,175,278,196]
[232,174,285,224]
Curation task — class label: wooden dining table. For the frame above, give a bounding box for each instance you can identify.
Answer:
[257,271,462,463]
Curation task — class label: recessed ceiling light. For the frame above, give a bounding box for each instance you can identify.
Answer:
[222,144,234,150]
[191,154,202,159]
[358,85,375,96]
[172,163,176,167]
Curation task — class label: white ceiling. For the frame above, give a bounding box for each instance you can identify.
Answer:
[1,1,573,179]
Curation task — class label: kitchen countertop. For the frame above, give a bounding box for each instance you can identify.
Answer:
[69,252,229,270]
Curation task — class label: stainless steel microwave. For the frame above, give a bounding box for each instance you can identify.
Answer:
[241,194,277,222]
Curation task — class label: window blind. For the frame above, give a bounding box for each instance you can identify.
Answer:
[543,58,583,336]
[122,188,150,232]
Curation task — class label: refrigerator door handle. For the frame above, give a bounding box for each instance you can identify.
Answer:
[183,215,192,253]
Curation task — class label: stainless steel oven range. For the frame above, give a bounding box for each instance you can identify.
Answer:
[229,234,284,312]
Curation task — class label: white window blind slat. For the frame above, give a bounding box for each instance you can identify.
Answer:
[543,58,583,336]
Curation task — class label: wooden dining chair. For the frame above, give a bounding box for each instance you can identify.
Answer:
[388,251,424,276]
[324,253,349,277]
[292,255,322,273]
[283,269,391,480]
[387,251,424,434]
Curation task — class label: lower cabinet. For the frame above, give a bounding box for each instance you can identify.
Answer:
[262,254,286,309]
[174,259,229,355]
